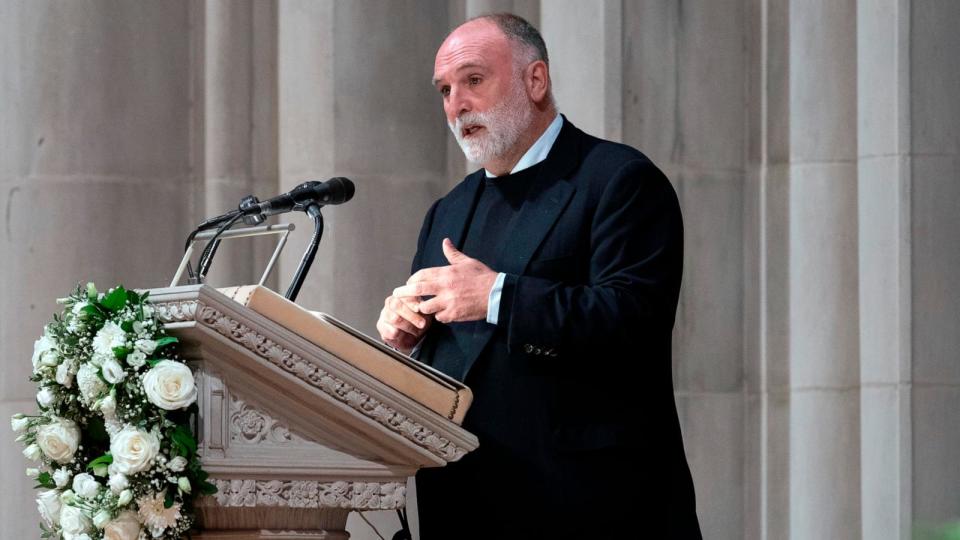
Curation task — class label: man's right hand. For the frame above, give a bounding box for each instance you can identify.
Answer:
[376,295,433,354]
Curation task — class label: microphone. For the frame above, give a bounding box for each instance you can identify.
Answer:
[240,177,355,218]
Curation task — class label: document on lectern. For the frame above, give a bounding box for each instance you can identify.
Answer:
[218,285,473,424]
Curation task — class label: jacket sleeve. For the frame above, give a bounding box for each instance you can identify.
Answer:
[496,159,683,357]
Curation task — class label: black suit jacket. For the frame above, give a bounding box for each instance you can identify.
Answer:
[412,117,701,539]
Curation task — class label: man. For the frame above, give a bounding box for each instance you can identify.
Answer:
[377,14,702,539]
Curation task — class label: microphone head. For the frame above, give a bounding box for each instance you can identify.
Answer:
[321,177,355,204]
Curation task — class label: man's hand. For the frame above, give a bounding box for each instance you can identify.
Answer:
[377,294,433,354]
[393,238,498,324]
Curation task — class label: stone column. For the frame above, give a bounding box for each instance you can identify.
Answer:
[199,0,279,288]
[0,1,196,537]
[621,1,750,537]
[785,0,862,537]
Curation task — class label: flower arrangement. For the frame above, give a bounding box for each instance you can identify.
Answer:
[11,283,216,540]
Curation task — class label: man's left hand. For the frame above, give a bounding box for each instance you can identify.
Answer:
[393,238,497,324]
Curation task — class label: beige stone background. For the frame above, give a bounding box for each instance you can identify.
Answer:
[1,0,958,538]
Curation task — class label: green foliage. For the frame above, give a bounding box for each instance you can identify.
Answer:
[170,425,198,458]
[112,346,131,361]
[34,472,55,490]
[100,286,128,311]
[155,336,179,350]
[87,453,113,472]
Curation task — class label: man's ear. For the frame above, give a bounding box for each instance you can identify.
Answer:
[525,60,550,104]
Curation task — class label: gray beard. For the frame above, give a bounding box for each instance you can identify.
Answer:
[449,82,534,166]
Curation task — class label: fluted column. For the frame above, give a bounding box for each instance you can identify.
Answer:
[0,1,196,537]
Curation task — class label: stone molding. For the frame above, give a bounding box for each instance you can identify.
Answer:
[212,479,406,510]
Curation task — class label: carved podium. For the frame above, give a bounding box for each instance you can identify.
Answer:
[146,284,479,539]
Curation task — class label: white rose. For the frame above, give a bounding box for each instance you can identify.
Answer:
[74,535,92,540]
[126,351,147,369]
[134,339,157,355]
[53,467,73,488]
[109,427,160,475]
[36,418,81,464]
[56,360,75,388]
[77,363,107,402]
[103,510,141,540]
[60,489,77,504]
[142,361,197,410]
[23,443,41,461]
[101,358,126,384]
[72,473,101,499]
[11,413,29,432]
[36,489,62,527]
[37,387,57,408]
[93,509,113,529]
[166,456,187,473]
[108,473,129,494]
[177,476,192,494]
[26,467,40,478]
[93,321,127,357]
[60,504,93,535]
[32,335,59,370]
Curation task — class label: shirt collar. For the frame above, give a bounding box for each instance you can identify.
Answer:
[484,113,563,178]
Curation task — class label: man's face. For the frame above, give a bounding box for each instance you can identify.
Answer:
[433,21,534,165]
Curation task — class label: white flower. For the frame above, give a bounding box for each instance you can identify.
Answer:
[93,321,128,357]
[109,427,160,475]
[141,305,154,319]
[134,339,157,355]
[32,335,59,370]
[166,456,187,473]
[23,443,41,461]
[93,509,113,529]
[56,360,75,388]
[117,489,133,507]
[177,477,192,494]
[103,510,141,540]
[77,363,107,402]
[53,467,73,488]
[101,358,126,384]
[142,361,197,411]
[26,467,40,478]
[36,489,62,528]
[60,504,93,536]
[60,489,77,504]
[126,351,147,369]
[72,301,90,318]
[11,413,29,432]
[72,473,101,499]
[104,418,123,437]
[74,535,92,540]
[108,473,129,494]
[36,418,81,463]
[37,386,57,408]
[89,352,111,367]
[100,393,117,418]
[137,491,181,537]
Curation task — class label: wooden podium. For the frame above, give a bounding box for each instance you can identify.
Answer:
[147,284,479,539]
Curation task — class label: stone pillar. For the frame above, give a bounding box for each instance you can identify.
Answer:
[0,1,196,537]
[785,0,862,537]
[856,0,912,538]
[200,0,279,288]
[621,1,750,538]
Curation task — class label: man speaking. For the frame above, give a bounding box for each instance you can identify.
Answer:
[377,13,702,539]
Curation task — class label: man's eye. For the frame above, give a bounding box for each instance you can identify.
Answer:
[468,76,481,85]
[440,87,450,97]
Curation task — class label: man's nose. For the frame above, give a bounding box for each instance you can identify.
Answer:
[448,87,471,119]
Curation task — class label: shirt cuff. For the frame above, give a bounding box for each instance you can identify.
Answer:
[486,272,507,324]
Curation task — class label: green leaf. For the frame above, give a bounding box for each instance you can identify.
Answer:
[164,489,175,509]
[171,425,198,457]
[34,472,55,489]
[120,320,134,333]
[87,453,113,472]
[82,304,102,318]
[100,286,128,311]
[199,480,218,496]
[113,346,131,360]
[127,290,141,304]
[155,336,179,349]
[147,358,162,368]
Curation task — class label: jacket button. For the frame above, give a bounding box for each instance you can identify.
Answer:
[549,350,558,357]
[534,347,542,355]
[524,344,533,353]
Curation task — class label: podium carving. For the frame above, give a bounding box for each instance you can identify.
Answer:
[148,285,478,539]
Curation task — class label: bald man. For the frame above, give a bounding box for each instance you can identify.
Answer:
[377,14,702,539]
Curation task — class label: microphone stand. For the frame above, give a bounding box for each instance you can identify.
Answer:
[284,202,324,302]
